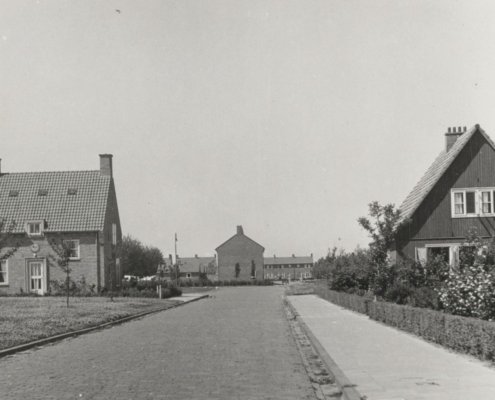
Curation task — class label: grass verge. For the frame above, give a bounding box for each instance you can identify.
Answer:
[0,297,180,351]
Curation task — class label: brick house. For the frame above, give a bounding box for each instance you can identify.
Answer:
[158,254,216,281]
[0,154,122,295]
[216,226,264,281]
[394,124,495,267]
[264,254,314,280]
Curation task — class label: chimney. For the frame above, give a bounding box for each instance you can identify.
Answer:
[99,154,113,177]
[236,225,244,235]
[445,126,467,152]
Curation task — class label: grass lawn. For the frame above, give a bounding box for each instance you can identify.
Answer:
[0,297,180,351]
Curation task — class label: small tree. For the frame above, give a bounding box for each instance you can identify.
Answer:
[0,219,19,263]
[358,201,401,293]
[48,236,73,307]
[235,262,240,278]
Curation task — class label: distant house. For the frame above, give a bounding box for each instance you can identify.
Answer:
[394,124,495,267]
[157,254,216,281]
[0,154,122,295]
[216,226,264,281]
[264,254,314,280]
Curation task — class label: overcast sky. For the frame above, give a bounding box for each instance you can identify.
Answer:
[2,1,495,259]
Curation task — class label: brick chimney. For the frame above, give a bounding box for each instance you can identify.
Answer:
[445,126,467,152]
[236,225,244,235]
[99,154,113,177]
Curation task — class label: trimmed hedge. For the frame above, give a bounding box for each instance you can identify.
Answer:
[314,284,370,314]
[314,282,495,362]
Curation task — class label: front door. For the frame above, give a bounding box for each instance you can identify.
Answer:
[28,260,45,295]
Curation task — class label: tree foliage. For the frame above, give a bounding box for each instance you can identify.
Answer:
[120,235,165,277]
[357,201,401,267]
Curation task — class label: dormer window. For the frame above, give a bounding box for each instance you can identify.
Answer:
[26,221,43,236]
[38,189,48,196]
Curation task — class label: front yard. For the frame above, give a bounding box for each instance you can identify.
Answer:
[0,297,180,351]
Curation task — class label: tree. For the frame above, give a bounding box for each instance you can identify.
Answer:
[235,262,240,278]
[48,236,73,308]
[120,235,165,277]
[0,219,19,261]
[0,219,19,285]
[358,201,401,267]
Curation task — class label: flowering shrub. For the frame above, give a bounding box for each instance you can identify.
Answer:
[437,265,495,320]
[437,230,495,320]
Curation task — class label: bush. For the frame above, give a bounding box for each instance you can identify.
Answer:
[368,300,495,362]
[49,277,96,297]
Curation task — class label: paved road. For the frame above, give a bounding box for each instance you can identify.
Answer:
[289,294,495,400]
[0,287,315,400]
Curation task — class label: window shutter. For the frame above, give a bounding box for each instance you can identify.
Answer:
[415,247,427,265]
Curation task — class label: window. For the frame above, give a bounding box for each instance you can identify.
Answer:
[64,240,80,259]
[451,188,495,217]
[0,260,7,285]
[427,246,450,264]
[9,190,19,197]
[481,191,493,214]
[186,273,191,279]
[26,221,43,236]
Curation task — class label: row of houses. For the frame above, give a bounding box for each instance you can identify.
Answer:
[158,226,314,281]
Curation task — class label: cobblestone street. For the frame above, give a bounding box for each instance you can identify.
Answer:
[0,287,315,400]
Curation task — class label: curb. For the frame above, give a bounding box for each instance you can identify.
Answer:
[285,298,364,400]
[0,294,209,359]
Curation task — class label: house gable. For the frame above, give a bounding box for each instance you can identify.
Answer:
[396,126,495,258]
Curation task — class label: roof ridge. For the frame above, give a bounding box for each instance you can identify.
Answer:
[0,170,101,175]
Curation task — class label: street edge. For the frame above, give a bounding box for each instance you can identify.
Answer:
[285,297,364,400]
[0,294,209,359]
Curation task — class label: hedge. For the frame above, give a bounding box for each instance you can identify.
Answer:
[314,283,495,362]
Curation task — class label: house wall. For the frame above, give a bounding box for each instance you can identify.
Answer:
[0,232,98,295]
[396,130,495,261]
[101,180,122,290]
[217,236,264,281]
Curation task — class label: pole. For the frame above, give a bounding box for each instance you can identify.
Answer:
[174,233,179,286]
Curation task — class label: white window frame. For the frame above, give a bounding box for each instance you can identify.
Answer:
[420,243,461,268]
[63,239,80,260]
[0,259,8,285]
[451,188,495,217]
[26,221,44,237]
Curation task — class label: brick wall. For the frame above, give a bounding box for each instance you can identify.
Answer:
[0,232,98,295]
[217,236,264,281]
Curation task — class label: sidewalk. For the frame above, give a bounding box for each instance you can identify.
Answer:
[288,294,495,400]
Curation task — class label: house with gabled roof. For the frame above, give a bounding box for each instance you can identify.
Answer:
[0,154,122,295]
[157,254,217,281]
[394,124,495,267]
[216,225,264,281]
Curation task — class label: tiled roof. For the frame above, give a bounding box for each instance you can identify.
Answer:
[264,256,313,265]
[0,170,111,233]
[176,257,216,273]
[215,232,265,252]
[398,125,495,225]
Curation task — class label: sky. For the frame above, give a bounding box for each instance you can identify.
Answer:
[2,1,495,260]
